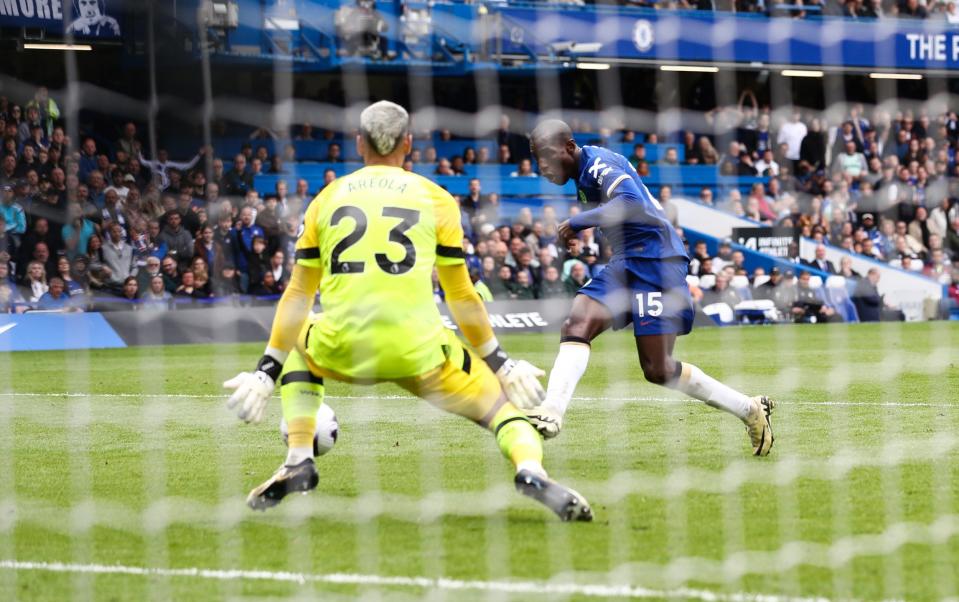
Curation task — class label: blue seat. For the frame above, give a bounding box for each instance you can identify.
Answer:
[823,276,859,323]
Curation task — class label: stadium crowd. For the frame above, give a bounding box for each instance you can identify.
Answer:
[1,85,958,320]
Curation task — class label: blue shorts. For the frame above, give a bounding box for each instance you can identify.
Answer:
[578,257,694,337]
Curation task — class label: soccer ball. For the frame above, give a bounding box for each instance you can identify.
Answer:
[279,404,339,457]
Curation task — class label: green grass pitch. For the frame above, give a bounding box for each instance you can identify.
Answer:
[1,321,958,601]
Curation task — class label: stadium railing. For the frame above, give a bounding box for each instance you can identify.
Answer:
[251,165,766,198]
[208,138,679,164]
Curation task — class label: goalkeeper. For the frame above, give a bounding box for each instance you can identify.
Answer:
[224,101,591,522]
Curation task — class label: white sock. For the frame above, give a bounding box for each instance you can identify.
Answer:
[669,362,752,420]
[285,446,313,466]
[543,342,591,416]
[516,460,547,477]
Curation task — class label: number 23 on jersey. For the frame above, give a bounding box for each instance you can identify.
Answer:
[328,205,420,275]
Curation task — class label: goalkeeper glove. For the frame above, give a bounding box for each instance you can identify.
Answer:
[224,354,283,423]
[483,346,546,409]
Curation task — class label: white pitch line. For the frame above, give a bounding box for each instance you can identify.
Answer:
[0,391,956,408]
[0,559,832,602]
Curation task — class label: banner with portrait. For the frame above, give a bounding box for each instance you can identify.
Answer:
[0,0,121,38]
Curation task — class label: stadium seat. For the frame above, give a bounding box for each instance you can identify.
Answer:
[825,275,846,289]
[702,302,735,326]
[686,275,700,288]
[730,275,752,301]
[752,275,771,288]
[807,275,823,290]
[824,275,859,323]
[733,299,778,324]
[699,274,716,290]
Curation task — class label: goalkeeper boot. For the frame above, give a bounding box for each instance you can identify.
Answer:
[744,395,775,457]
[524,406,563,439]
[247,458,319,511]
[514,469,593,522]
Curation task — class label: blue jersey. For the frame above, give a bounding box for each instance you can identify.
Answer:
[569,146,687,261]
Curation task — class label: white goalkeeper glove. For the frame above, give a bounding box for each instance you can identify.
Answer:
[483,346,546,409]
[224,355,283,423]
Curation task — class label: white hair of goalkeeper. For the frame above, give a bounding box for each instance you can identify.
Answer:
[359,101,412,161]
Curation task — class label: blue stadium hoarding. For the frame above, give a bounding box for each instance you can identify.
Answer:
[199,0,959,72]
[0,313,127,352]
[488,5,959,71]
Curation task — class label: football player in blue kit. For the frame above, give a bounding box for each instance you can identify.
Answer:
[525,119,775,457]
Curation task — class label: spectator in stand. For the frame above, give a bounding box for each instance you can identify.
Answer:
[565,261,590,295]
[119,276,139,305]
[26,87,59,139]
[853,268,888,321]
[538,265,567,299]
[803,244,837,274]
[778,109,808,168]
[496,114,531,163]
[267,249,289,289]
[17,106,41,146]
[658,185,679,227]
[0,215,12,258]
[510,158,537,177]
[213,263,241,297]
[61,203,96,261]
[435,158,454,176]
[929,197,957,240]
[697,137,721,166]
[20,259,48,303]
[245,235,271,290]
[461,178,484,221]
[703,273,742,307]
[191,257,213,297]
[508,270,536,300]
[0,183,25,249]
[139,147,202,190]
[497,144,511,165]
[754,149,780,176]
[659,147,680,165]
[175,270,206,300]
[193,225,219,272]
[250,270,283,297]
[326,143,343,163]
[140,274,172,311]
[791,270,838,323]
[628,143,648,173]
[737,150,758,176]
[223,154,252,197]
[233,206,265,291]
[719,141,740,175]
[681,131,699,164]
[136,255,161,293]
[256,195,283,244]
[947,217,959,258]
[488,264,513,298]
[37,277,79,311]
[158,211,194,268]
[899,0,928,18]
[0,158,17,188]
[0,263,26,313]
[102,222,134,288]
[160,255,180,293]
[78,137,98,183]
[748,182,777,222]
[116,122,141,157]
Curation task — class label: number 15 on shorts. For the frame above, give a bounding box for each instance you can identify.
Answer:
[636,291,663,318]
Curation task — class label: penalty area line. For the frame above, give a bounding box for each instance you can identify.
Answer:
[0,391,955,408]
[0,559,832,602]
